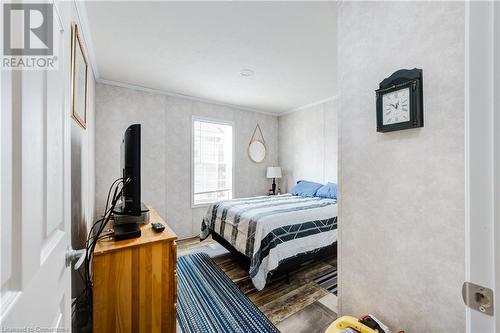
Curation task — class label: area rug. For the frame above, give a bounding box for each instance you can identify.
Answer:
[177,237,338,325]
[212,252,337,324]
[313,268,338,295]
[177,252,280,333]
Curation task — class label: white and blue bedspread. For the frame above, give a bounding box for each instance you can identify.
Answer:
[201,194,337,290]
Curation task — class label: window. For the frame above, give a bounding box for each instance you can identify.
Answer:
[192,118,233,206]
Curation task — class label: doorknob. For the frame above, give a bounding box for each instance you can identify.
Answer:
[65,247,86,270]
[462,281,494,316]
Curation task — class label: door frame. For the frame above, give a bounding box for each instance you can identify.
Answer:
[465,1,499,331]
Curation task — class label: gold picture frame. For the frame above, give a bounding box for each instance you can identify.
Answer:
[71,22,88,129]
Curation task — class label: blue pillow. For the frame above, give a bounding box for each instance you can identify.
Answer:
[290,180,323,197]
[315,182,337,200]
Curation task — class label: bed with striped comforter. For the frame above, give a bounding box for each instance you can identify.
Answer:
[200,194,337,290]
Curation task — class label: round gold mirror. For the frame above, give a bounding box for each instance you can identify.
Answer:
[248,140,266,163]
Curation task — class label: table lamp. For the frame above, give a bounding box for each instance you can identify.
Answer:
[266,166,282,195]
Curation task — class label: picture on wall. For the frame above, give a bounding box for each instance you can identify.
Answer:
[71,22,88,129]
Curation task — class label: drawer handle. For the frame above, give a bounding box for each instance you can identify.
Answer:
[174,272,178,301]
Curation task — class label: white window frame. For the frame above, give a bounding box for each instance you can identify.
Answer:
[191,116,235,208]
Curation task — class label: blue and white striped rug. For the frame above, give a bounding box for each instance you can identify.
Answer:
[313,268,338,295]
[177,252,280,333]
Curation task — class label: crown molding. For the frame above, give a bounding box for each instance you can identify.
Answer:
[279,95,337,116]
[74,0,100,80]
[97,79,280,117]
[71,1,335,118]
[71,0,333,118]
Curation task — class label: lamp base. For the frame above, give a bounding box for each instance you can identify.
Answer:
[271,178,276,195]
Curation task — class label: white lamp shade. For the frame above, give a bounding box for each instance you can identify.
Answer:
[266,166,282,179]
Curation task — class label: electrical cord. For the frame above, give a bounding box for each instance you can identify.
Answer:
[73,177,131,327]
[82,177,122,253]
[85,179,127,284]
[78,181,122,319]
[104,177,123,215]
[91,178,130,267]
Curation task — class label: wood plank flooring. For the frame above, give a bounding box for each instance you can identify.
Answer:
[177,236,338,332]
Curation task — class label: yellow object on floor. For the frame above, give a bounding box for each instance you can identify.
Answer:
[325,316,379,333]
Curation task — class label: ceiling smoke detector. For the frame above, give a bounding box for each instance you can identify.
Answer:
[239,69,254,77]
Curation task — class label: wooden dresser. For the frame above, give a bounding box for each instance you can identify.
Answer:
[93,207,177,332]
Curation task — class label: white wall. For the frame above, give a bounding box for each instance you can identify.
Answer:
[70,79,95,253]
[71,59,96,246]
[337,2,465,332]
[95,83,278,239]
[65,0,97,317]
[278,100,337,191]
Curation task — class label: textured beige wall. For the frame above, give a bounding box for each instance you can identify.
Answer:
[95,84,167,227]
[278,100,337,192]
[95,84,278,238]
[338,2,465,332]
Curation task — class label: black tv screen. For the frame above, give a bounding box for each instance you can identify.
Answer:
[120,124,141,216]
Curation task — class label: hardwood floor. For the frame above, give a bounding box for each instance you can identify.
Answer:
[177,236,338,333]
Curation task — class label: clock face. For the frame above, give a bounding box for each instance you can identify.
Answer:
[382,87,410,125]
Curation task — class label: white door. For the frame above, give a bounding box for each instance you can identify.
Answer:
[465,1,499,332]
[0,4,72,331]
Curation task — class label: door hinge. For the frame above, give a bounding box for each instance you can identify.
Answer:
[462,282,494,316]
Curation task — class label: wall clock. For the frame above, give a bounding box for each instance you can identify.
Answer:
[375,68,423,132]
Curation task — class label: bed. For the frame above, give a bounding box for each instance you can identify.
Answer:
[200,193,337,290]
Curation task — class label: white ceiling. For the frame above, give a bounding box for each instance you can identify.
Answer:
[84,1,337,114]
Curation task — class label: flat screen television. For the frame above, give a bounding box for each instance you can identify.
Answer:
[119,124,141,216]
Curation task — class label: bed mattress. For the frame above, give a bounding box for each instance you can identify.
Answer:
[201,194,337,290]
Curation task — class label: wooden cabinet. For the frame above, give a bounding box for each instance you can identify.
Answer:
[93,207,177,332]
